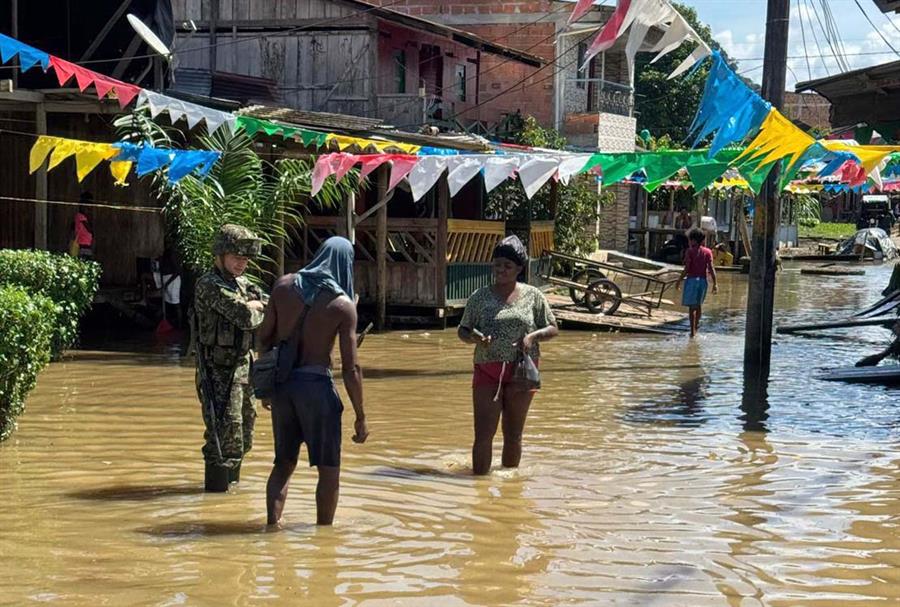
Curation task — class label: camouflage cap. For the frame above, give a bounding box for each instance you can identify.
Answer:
[213,224,263,257]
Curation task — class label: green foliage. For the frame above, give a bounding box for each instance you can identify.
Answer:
[487,116,611,254]
[789,194,822,228]
[0,250,100,357]
[799,222,856,240]
[634,2,741,142]
[114,110,360,278]
[0,286,56,441]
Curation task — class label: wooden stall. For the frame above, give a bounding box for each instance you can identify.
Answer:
[288,169,554,326]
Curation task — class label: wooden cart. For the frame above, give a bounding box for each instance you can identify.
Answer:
[540,250,681,317]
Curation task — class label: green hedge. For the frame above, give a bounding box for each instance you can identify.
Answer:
[0,250,101,356]
[0,285,56,441]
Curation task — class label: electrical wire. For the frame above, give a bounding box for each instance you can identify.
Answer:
[802,0,830,76]
[852,0,900,57]
[797,0,814,80]
[810,0,850,71]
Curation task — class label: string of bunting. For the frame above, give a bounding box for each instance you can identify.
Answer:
[569,0,712,79]
[28,135,221,185]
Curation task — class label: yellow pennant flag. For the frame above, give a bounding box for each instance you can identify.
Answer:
[821,141,900,174]
[29,136,63,173]
[73,143,120,182]
[109,161,133,186]
[48,139,80,171]
[737,110,815,172]
[29,135,132,184]
[326,134,420,154]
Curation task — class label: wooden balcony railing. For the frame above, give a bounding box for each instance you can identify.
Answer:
[447,219,506,263]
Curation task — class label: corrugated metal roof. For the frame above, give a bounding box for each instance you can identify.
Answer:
[239,104,494,151]
[240,105,385,132]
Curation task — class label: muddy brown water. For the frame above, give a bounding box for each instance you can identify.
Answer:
[3,264,900,605]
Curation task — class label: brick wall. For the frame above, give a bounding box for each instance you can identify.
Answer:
[597,185,631,251]
[371,0,563,128]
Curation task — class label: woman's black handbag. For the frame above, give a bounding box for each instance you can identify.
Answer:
[251,306,307,399]
[513,349,541,390]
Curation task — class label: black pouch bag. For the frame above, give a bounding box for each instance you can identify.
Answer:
[512,349,541,390]
[251,306,308,399]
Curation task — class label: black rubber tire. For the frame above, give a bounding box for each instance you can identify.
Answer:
[569,268,606,305]
[584,279,622,315]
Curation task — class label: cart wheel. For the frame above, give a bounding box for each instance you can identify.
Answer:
[584,279,622,315]
[569,269,606,305]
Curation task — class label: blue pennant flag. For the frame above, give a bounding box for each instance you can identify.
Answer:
[0,33,50,71]
[689,52,771,158]
[136,147,175,177]
[167,150,220,183]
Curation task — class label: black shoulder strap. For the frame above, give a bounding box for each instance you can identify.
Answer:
[286,296,311,363]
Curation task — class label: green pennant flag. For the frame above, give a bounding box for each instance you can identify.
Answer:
[236,115,263,136]
[300,129,327,148]
[739,159,775,195]
[686,162,730,192]
[642,152,698,192]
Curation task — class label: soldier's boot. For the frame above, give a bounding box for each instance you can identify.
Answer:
[228,462,241,484]
[205,463,230,492]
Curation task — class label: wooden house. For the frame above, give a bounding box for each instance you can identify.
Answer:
[170,0,544,131]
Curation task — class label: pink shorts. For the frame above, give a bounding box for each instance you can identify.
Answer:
[472,360,540,391]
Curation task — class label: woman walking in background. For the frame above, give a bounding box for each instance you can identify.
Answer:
[457,236,558,475]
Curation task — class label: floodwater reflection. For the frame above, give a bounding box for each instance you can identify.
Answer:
[2,264,900,604]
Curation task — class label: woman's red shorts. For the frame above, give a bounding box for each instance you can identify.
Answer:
[472,360,539,390]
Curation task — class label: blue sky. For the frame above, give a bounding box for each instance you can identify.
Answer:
[686,0,900,87]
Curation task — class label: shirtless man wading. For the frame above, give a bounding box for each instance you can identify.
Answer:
[257,237,368,526]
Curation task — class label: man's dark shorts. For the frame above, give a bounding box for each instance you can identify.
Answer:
[271,367,343,468]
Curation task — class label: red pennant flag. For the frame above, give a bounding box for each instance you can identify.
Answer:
[48,56,142,109]
[582,0,632,66]
[568,0,596,25]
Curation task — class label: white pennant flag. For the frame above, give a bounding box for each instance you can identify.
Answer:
[649,13,692,62]
[556,155,593,186]
[483,157,521,193]
[447,156,486,198]
[407,156,449,202]
[668,43,711,79]
[625,1,676,68]
[137,90,237,136]
[518,157,560,199]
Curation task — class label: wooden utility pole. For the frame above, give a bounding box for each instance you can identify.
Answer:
[375,167,388,331]
[34,103,47,250]
[743,0,790,419]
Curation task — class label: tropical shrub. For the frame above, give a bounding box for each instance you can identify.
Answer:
[487,116,611,254]
[0,285,56,441]
[0,250,101,356]
[115,112,359,279]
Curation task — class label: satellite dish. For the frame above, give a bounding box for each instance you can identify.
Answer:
[127,14,172,60]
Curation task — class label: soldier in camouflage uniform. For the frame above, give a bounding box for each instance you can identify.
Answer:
[194,224,268,492]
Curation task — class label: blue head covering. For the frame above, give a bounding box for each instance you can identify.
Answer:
[294,236,355,304]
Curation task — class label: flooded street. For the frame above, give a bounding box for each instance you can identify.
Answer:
[3,265,900,606]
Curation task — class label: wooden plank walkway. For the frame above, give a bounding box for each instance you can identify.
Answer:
[547,293,688,335]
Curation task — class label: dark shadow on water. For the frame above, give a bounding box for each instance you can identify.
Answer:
[365,363,703,380]
[740,379,770,432]
[367,465,472,480]
[137,521,282,538]
[68,485,205,501]
[620,374,711,428]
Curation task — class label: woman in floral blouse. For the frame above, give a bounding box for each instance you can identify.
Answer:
[458,235,559,475]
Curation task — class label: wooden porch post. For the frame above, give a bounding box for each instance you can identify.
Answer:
[436,174,449,312]
[345,191,356,244]
[34,102,47,250]
[667,189,675,227]
[375,167,388,331]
